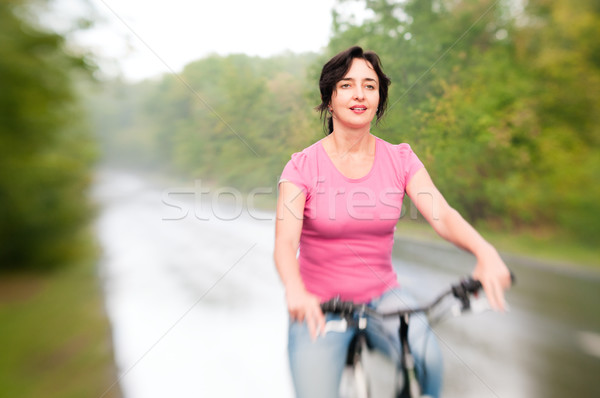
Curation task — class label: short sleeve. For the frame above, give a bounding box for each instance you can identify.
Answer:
[279,151,310,194]
[397,143,424,187]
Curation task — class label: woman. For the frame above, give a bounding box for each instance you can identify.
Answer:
[274,46,511,398]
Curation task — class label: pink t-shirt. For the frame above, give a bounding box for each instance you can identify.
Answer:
[280,136,424,303]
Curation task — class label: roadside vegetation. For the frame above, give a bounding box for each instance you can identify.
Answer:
[0,2,119,397]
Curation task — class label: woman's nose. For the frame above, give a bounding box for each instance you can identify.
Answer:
[353,87,365,100]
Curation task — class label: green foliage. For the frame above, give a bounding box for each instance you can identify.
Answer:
[90,53,321,191]
[0,1,97,271]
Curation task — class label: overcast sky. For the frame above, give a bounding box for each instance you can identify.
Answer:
[49,0,370,81]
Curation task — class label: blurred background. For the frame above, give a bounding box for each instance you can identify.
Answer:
[1,0,599,397]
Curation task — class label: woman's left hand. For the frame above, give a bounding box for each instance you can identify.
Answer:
[472,246,513,311]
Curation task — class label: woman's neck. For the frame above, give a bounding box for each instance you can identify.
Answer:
[327,128,373,158]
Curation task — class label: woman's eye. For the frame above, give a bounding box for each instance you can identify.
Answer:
[340,83,351,88]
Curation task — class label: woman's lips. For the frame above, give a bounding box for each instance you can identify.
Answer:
[350,105,367,113]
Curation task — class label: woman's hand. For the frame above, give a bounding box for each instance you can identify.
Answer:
[472,245,513,311]
[286,286,326,341]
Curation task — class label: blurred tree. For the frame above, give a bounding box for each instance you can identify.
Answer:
[0,1,97,271]
[89,52,319,191]
[511,0,600,244]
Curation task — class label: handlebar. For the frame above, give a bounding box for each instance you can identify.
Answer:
[321,273,515,318]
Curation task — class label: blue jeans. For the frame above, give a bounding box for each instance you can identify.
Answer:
[288,288,443,398]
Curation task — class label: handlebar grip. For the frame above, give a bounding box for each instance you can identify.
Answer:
[455,271,515,311]
[321,297,352,313]
[459,270,516,296]
[321,297,365,315]
[320,300,336,312]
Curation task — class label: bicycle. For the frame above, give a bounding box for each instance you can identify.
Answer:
[320,275,513,398]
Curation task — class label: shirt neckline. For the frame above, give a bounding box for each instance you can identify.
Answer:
[319,136,379,183]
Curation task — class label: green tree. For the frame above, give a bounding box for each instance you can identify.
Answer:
[90,52,319,191]
[0,1,97,271]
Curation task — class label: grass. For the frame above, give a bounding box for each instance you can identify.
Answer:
[0,261,121,398]
[395,219,600,270]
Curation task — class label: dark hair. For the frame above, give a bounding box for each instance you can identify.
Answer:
[316,46,391,135]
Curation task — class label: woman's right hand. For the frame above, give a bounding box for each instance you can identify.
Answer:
[286,286,326,341]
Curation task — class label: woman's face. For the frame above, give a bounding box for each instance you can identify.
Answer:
[330,58,380,131]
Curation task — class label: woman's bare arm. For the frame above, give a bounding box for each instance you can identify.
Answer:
[406,168,512,310]
[274,181,325,339]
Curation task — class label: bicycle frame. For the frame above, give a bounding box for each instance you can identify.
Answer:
[324,303,430,398]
